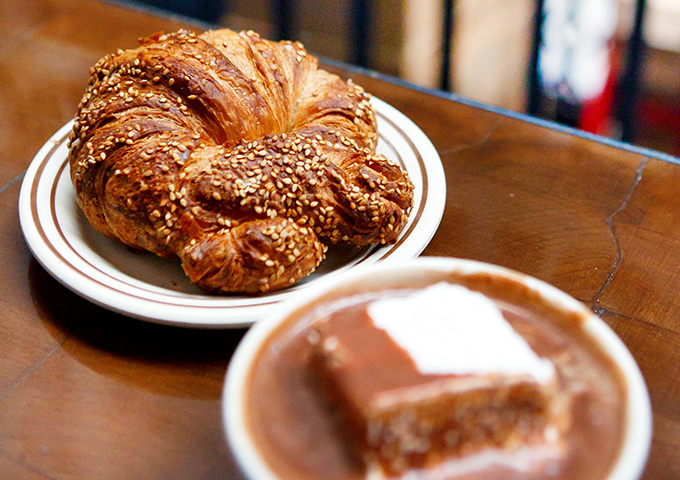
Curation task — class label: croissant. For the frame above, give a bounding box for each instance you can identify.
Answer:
[68,28,414,293]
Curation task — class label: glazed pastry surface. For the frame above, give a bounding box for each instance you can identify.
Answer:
[68,29,413,293]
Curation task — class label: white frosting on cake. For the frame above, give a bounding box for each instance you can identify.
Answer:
[367,282,555,384]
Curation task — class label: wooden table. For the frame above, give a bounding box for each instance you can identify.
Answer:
[1,1,678,478]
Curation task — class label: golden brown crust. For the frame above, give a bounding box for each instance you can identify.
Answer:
[67,28,414,293]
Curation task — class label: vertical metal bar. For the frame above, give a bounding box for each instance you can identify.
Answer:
[350,0,370,67]
[527,0,545,116]
[617,0,647,143]
[440,0,455,91]
[273,0,293,41]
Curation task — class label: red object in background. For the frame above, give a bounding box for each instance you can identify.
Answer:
[579,68,617,135]
[578,47,619,135]
[637,97,680,131]
[577,43,680,157]
[637,95,680,156]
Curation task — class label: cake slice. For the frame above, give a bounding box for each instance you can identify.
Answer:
[308,283,569,475]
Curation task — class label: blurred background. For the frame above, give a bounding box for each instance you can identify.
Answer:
[123,0,680,158]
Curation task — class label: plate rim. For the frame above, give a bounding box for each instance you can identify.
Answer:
[19,98,446,328]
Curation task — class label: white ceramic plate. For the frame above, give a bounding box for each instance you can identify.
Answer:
[19,98,446,328]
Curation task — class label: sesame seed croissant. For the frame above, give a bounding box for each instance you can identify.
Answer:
[68,28,414,294]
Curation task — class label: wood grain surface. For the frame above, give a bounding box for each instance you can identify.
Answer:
[1,1,678,479]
